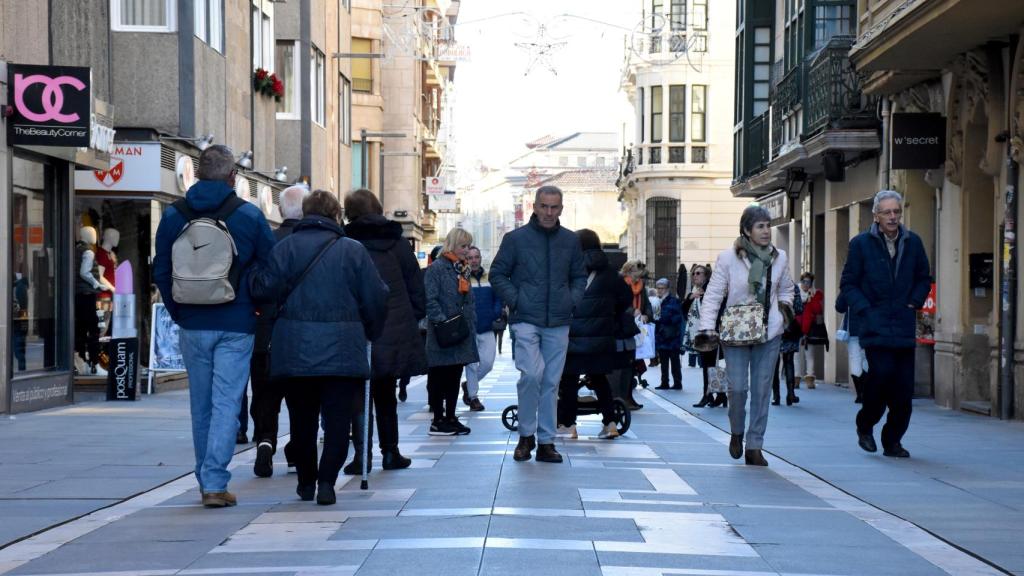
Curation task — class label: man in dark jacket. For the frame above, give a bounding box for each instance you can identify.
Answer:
[250,184,308,478]
[341,189,426,473]
[654,278,683,390]
[490,185,587,463]
[153,145,275,508]
[839,190,931,459]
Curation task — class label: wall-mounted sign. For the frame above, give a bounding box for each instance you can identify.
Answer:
[7,64,92,147]
[176,155,196,192]
[891,113,946,170]
[75,143,160,191]
[425,176,445,195]
[758,191,789,227]
[429,193,458,212]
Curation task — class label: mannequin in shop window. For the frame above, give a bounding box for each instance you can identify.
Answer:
[95,228,120,337]
[12,268,28,371]
[75,226,114,374]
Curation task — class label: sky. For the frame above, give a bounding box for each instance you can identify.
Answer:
[451,1,640,180]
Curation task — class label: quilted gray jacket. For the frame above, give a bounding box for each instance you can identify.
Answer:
[490,215,587,328]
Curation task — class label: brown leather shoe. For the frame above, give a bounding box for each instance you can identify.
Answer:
[729,433,743,460]
[202,491,237,508]
[513,435,535,461]
[744,449,768,466]
[536,443,563,463]
[469,397,485,412]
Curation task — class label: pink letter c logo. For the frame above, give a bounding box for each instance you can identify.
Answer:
[14,73,87,123]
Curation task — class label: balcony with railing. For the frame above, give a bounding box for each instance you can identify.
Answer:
[743,111,770,179]
[804,35,877,136]
[771,65,801,158]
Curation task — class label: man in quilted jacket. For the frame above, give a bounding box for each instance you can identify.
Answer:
[491,186,587,463]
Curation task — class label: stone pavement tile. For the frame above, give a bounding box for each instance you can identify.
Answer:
[487,514,643,542]
[11,477,168,499]
[594,551,776,573]
[682,471,827,507]
[7,541,211,575]
[752,542,949,576]
[480,548,601,576]
[718,507,897,547]
[183,549,372,571]
[403,488,499,510]
[72,464,193,479]
[493,485,583,509]
[70,506,262,545]
[0,500,112,546]
[353,547,482,576]
[329,515,490,540]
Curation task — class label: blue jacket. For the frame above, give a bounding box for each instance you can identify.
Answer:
[838,223,931,348]
[469,268,503,334]
[490,215,587,328]
[153,180,275,333]
[249,216,389,379]
[655,294,683,351]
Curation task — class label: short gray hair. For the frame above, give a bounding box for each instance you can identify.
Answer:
[872,190,903,213]
[279,185,309,220]
[535,185,563,204]
[196,144,236,182]
[740,205,772,236]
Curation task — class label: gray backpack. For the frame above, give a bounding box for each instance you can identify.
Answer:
[170,195,246,305]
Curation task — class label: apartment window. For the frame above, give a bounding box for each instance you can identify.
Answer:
[352,142,364,189]
[691,85,706,142]
[311,46,326,126]
[785,0,805,71]
[814,3,854,48]
[650,0,663,53]
[651,85,663,143]
[577,156,587,167]
[692,0,707,30]
[559,156,569,167]
[352,38,373,92]
[276,41,300,117]
[669,85,685,142]
[650,146,662,164]
[112,0,176,31]
[734,32,744,124]
[691,34,707,52]
[691,146,708,163]
[670,0,685,30]
[195,0,223,52]
[340,75,352,145]
[252,6,273,71]
[669,147,686,163]
[597,156,606,167]
[753,27,770,116]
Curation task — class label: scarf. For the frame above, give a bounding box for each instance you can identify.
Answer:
[625,276,644,310]
[443,252,471,294]
[738,235,774,302]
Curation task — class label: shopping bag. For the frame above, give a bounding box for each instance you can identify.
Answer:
[634,321,657,360]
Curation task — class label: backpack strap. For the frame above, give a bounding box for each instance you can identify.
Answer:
[172,194,246,223]
[278,234,342,314]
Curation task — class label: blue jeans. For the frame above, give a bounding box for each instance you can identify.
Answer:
[511,323,570,444]
[723,336,781,450]
[179,329,255,493]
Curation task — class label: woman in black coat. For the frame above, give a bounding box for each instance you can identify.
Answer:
[250,190,388,506]
[557,229,633,440]
[341,189,428,474]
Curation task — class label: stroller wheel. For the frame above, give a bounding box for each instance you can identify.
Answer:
[612,398,631,435]
[501,405,519,432]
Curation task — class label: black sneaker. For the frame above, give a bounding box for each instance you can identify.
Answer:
[429,420,457,436]
[448,416,471,435]
[253,442,274,478]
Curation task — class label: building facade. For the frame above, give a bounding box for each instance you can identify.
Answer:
[619,0,748,294]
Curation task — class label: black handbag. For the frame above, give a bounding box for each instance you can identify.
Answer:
[433,313,470,348]
[806,313,830,349]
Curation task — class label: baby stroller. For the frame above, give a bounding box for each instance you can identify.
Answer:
[501,376,631,436]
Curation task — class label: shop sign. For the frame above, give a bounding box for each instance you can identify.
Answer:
[917,283,936,345]
[891,113,946,170]
[10,379,71,413]
[7,64,92,147]
[425,176,445,195]
[428,192,458,212]
[74,143,160,191]
[105,338,139,401]
[759,191,789,227]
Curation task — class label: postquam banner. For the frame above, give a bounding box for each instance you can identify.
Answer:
[106,338,139,401]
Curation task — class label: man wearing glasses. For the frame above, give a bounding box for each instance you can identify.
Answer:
[838,190,931,459]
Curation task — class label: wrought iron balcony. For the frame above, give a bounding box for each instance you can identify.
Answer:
[744,111,770,178]
[804,35,877,136]
[771,65,801,158]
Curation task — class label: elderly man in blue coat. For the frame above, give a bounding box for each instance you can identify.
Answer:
[839,190,931,459]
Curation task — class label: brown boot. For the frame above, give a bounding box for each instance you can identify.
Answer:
[536,443,563,463]
[804,375,816,389]
[201,491,237,508]
[744,449,768,466]
[513,435,535,461]
[729,433,743,460]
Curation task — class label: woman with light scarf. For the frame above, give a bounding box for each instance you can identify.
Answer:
[697,206,794,467]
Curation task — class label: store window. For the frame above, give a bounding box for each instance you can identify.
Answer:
[112,0,176,32]
[11,155,65,374]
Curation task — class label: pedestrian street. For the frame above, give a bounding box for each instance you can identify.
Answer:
[0,351,1006,576]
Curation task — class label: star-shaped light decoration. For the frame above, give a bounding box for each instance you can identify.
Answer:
[514,24,567,76]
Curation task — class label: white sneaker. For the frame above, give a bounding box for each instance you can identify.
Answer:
[556,424,578,439]
[598,423,619,440]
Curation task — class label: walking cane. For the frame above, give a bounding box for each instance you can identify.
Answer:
[361,343,372,490]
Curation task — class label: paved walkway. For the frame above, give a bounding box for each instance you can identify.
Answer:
[0,348,1020,576]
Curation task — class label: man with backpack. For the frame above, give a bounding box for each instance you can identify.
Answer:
[153,145,275,508]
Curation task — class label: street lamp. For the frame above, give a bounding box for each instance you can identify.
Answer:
[236,150,254,170]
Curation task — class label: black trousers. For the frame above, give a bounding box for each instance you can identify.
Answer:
[286,377,360,488]
[249,352,289,449]
[856,347,915,449]
[427,364,463,421]
[558,373,615,426]
[658,349,682,387]
[350,377,401,453]
[74,293,100,364]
